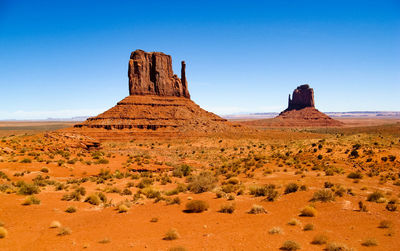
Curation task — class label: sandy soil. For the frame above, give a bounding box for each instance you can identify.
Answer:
[0,121,399,250]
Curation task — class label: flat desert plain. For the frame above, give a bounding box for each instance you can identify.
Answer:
[0,119,399,251]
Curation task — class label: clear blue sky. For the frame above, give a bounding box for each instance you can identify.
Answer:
[0,0,399,119]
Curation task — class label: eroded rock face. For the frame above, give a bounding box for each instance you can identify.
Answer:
[286,84,315,111]
[128,50,190,98]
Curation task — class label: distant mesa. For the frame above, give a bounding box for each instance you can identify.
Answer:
[73,49,237,136]
[241,84,343,127]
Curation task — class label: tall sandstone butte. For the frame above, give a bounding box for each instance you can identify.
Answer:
[74,49,236,137]
[286,84,315,111]
[128,50,190,98]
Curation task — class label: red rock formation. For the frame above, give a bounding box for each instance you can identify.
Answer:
[73,49,239,136]
[285,84,315,112]
[240,84,343,128]
[128,50,190,98]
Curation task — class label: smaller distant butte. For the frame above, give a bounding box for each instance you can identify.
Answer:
[241,84,343,127]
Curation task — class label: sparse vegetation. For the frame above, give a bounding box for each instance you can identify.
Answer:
[184,200,209,213]
[163,228,180,240]
[248,204,267,214]
[281,240,300,250]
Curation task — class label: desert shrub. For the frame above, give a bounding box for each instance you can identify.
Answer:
[361,238,377,247]
[118,204,129,213]
[141,187,161,199]
[325,242,351,251]
[20,158,32,163]
[311,189,335,202]
[187,172,217,193]
[367,191,384,202]
[349,149,359,158]
[281,240,300,250]
[303,223,314,231]
[248,204,266,214]
[50,221,61,228]
[22,195,40,205]
[165,183,187,196]
[347,172,362,179]
[358,201,367,212]
[163,228,180,240]
[136,177,154,188]
[166,197,181,205]
[172,164,191,177]
[17,182,40,195]
[0,227,7,238]
[219,203,235,214]
[65,206,76,213]
[378,220,392,229]
[284,183,299,194]
[57,227,71,236]
[150,217,158,222]
[249,184,278,201]
[84,193,106,205]
[184,200,209,213]
[268,227,282,234]
[386,199,397,211]
[300,205,316,217]
[324,181,334,188]
[287,218,300,226]
[311,234,328,245]
[95,158,109,164]
[121,188,132,195]
[40,167,49,173]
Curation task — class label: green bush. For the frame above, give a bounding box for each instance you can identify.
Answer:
[17,182,40,195]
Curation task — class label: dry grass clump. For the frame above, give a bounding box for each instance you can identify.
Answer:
[65,206,77,213]
[84,192,107,205]
[184,200,209,213]
[299,205,316,217]
[219,203,235,214]
[378,220,392,229]
[287,218,300,226]
[284,183,299,194]
[281,240,300,250]
[367,191,384,202]
[248,204,267,214]
[303,223,314,231]
[249,184,278,201]
[361,238,378,247]
[22,195,41,205]
[117,204,129,213]
[268,226,282,235]
[50,221,61,228]
[57,227,72,236]
[187,172,217,193]
[325,242,351,251]
[163,228,180,240]
[311,189,335,202]
[0,227,7,238]
[311,234,328,245]
[358,201,367,212]
[386,198,398,211]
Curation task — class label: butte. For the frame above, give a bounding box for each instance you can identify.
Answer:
[70,50,238,139]
[242,84,343,127]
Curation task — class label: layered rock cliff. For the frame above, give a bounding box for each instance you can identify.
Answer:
[128,50,190,98]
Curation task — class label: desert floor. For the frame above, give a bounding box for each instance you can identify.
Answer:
[0,119,399,251]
